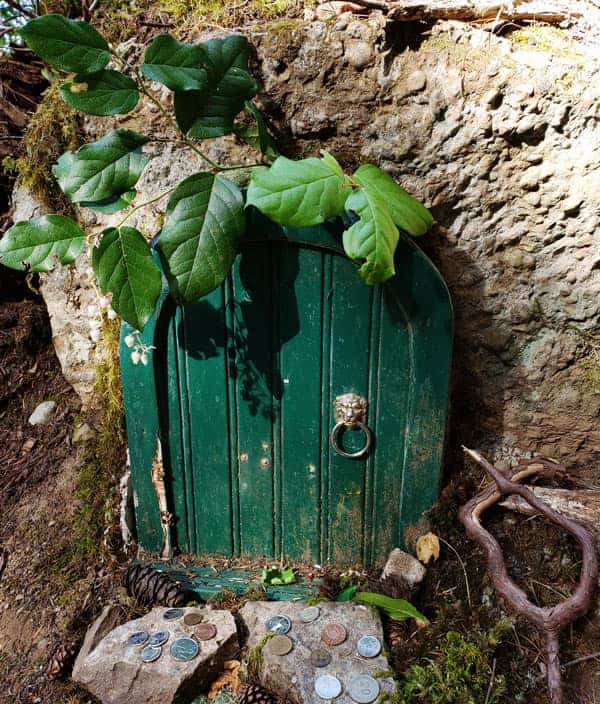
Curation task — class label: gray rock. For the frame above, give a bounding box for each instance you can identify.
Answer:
[405,70,427,94]
[72,606,238,704]
[72,423,95,444]
[28,401,56,426]
[381,548,426,587]
[239,601,395,704]
[345,41,373,69]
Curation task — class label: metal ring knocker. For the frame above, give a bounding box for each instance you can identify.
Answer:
[330,393,372,460]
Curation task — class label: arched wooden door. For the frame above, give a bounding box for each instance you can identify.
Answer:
[121,213,453,568]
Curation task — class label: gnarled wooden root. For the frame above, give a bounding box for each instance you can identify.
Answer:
[459,448,598,704]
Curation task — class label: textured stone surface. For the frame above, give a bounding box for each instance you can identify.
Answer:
[13,18,600,474]
[239,600,395,704]
[381,548,426,587]
[72,606,238,704]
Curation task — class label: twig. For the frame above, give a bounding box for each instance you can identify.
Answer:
[460,449,598,704]
[484,657,497,704]
[438,535,471,608]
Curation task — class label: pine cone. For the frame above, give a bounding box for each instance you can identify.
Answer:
[239,684,274,704]
[45,641,78,680]
[124,564,187,607]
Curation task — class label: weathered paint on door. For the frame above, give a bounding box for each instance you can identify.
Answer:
[121,213,453,567]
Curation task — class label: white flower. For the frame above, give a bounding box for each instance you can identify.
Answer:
[98,295,110,309]
[131,350,141,365]
[89,318,101,331]
[86,304,98,316]
[107,308,118,320]
[90,328,101,343]
[124,334,135,348]
[140,352,149,366]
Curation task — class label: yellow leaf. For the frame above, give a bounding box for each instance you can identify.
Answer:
[416,532,440,564]
[208,660,242,701]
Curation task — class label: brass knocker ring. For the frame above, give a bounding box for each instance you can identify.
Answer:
[330,393,372,460]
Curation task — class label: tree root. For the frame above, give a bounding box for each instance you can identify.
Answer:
[459,448,598,704]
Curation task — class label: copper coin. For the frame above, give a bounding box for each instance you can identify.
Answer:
[194,622,217,641]
[184,612,204,626]
[321,623,347,646]
[267,634,293,656]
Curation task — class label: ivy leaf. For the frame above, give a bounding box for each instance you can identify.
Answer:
[158,172,245,303]
[19,14,110,74]
[92,227,162,332]
[60,70,139,116]
[352,164,434,236]
[174,35,257,139]
[0,215,85,272]
[53,129,150,204]
[140,34,211,92]
[355,592,428,623]
[337,585,358,602]
[261,566,296,586]
[343,183,399,285]
[80,190,136,213]
[245,151,348,227]
[234,101,277,161]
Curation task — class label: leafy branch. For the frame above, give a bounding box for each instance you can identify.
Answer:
[0,13,435,335]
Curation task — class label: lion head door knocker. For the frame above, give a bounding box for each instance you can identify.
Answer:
[330,393,373,460]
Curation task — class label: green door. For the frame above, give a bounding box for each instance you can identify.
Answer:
[122,214,452,568]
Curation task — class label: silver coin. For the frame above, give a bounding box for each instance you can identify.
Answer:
[148,630,170,647]
[314,674,342,700]
[300,606,320,623]
[140,645,162,663]
[348,675,380,703]
[127,631,149,646]
[170,637,200,662]
[266,615,292,635]
[163,608,184,621]
[357,635,382,658]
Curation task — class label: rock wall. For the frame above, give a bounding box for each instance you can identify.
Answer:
[16,17,599,470]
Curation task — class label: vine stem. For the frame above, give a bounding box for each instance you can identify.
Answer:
[115,187,175,229]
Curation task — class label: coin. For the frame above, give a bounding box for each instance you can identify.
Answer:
[194,623,217,641]
[266,615,292,635]
[321,623,347,646]
[148,630,170,647]
[183,611,204,626]
[170,637,200,662]
[267,634,293,656]
[348,675,380,703]
[315,674,342,700]
[140,645,162,663]
[300,606,320,623]
[127,631,149,647]
[163,608,184,621]
[309,647,331,668]
[357,635,382,658]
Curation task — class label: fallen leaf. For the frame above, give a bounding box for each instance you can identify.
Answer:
[416,532,440,564]
[21,438,36,453]
[208,660,242,700]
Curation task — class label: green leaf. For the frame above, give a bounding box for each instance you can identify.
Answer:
[355,592,427,623]
[245,152,348,227]
[158,172,245,303]
[0,215,85,272]
[174,35,257,139]
[343,183,399,285]
[235,101,277,160]
[80,190,136,213]
[261,566,296,586]
[53,129,150,204]
[140,34,211,92]
[337,584,358,602]
[352,164,434,236]
[60,70,139,116]
[19,14,109,74]
[92,227,162,332]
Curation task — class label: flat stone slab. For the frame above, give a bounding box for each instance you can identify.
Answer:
[73,606,238,704]
[239,601,395,704]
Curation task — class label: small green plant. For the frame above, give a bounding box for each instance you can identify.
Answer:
[1,13,434,334]
[390,627,508,704]
[261,565,296,585]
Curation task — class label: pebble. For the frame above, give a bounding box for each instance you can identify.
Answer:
[28,401,56,426]
[345,41,373,69]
